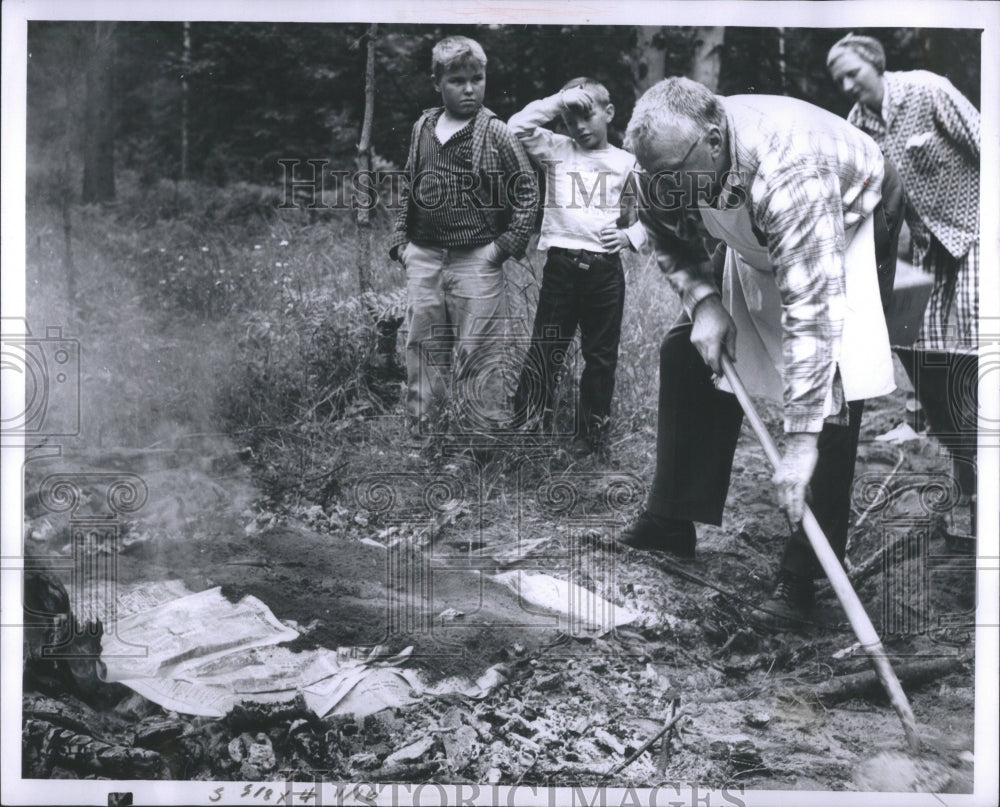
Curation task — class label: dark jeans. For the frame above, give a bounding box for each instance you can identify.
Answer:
[513,248,625,441]
[646,159,905,579]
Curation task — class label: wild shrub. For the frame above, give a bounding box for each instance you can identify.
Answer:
[218,283,406,503]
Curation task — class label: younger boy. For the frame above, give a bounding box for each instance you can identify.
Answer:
[509,79,645,454]
[390,36,538,439]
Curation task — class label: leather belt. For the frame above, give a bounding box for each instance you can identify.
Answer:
[549,246,613,270]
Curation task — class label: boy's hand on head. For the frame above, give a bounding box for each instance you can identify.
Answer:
[560,87,593,113]
[600,224,631,253]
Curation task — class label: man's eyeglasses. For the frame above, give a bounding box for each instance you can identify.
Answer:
[661,132,704,172]
[635,132,705,180]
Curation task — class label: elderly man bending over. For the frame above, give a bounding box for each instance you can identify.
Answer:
[621,77,904,629]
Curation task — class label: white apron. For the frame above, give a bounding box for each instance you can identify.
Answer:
[699,203,895,414]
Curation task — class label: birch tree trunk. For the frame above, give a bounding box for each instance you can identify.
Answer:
[632,27,666,96]
[688,27,725,93]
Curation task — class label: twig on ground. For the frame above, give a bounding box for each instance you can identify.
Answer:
[302,461,348,484]
[600,709,689,782]
[847,522,940,588]
[656,696,681,775]
[850,449,906,533]
[640,550,765,615]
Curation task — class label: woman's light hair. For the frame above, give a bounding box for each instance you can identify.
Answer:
[827,33,886,75]
[432,36,487,79]
[624,77,724,156]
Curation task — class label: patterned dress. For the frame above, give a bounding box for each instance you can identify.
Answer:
[847,70,980,351]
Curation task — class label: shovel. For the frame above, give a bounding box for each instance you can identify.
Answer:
[720,353,921,752]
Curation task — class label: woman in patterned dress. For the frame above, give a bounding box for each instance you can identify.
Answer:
[827,33,980,351]
[827,34,980,519]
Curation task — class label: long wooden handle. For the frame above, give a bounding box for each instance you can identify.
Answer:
[720,354,921,752]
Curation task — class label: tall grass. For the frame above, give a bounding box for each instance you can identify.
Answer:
[24,168,682,512]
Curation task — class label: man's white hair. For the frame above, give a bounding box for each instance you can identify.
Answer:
[624,77,725,156]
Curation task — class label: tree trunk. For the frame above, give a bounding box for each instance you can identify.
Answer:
[355,22,378,298]
[688,26,725,92]
[777,27,787,95]
[82,22,116,203]
[632,27,666,96]
[353,24,403,378]
[180,22,191,180]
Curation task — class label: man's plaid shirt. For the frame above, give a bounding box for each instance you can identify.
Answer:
[390,106,538,261]
[639,94,885,433]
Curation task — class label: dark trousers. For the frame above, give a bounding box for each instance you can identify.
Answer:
[514,249,625,440]
[646,322,865,578]
[646,159,905,579]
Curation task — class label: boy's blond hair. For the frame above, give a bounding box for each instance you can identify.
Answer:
[432,36,487,79]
